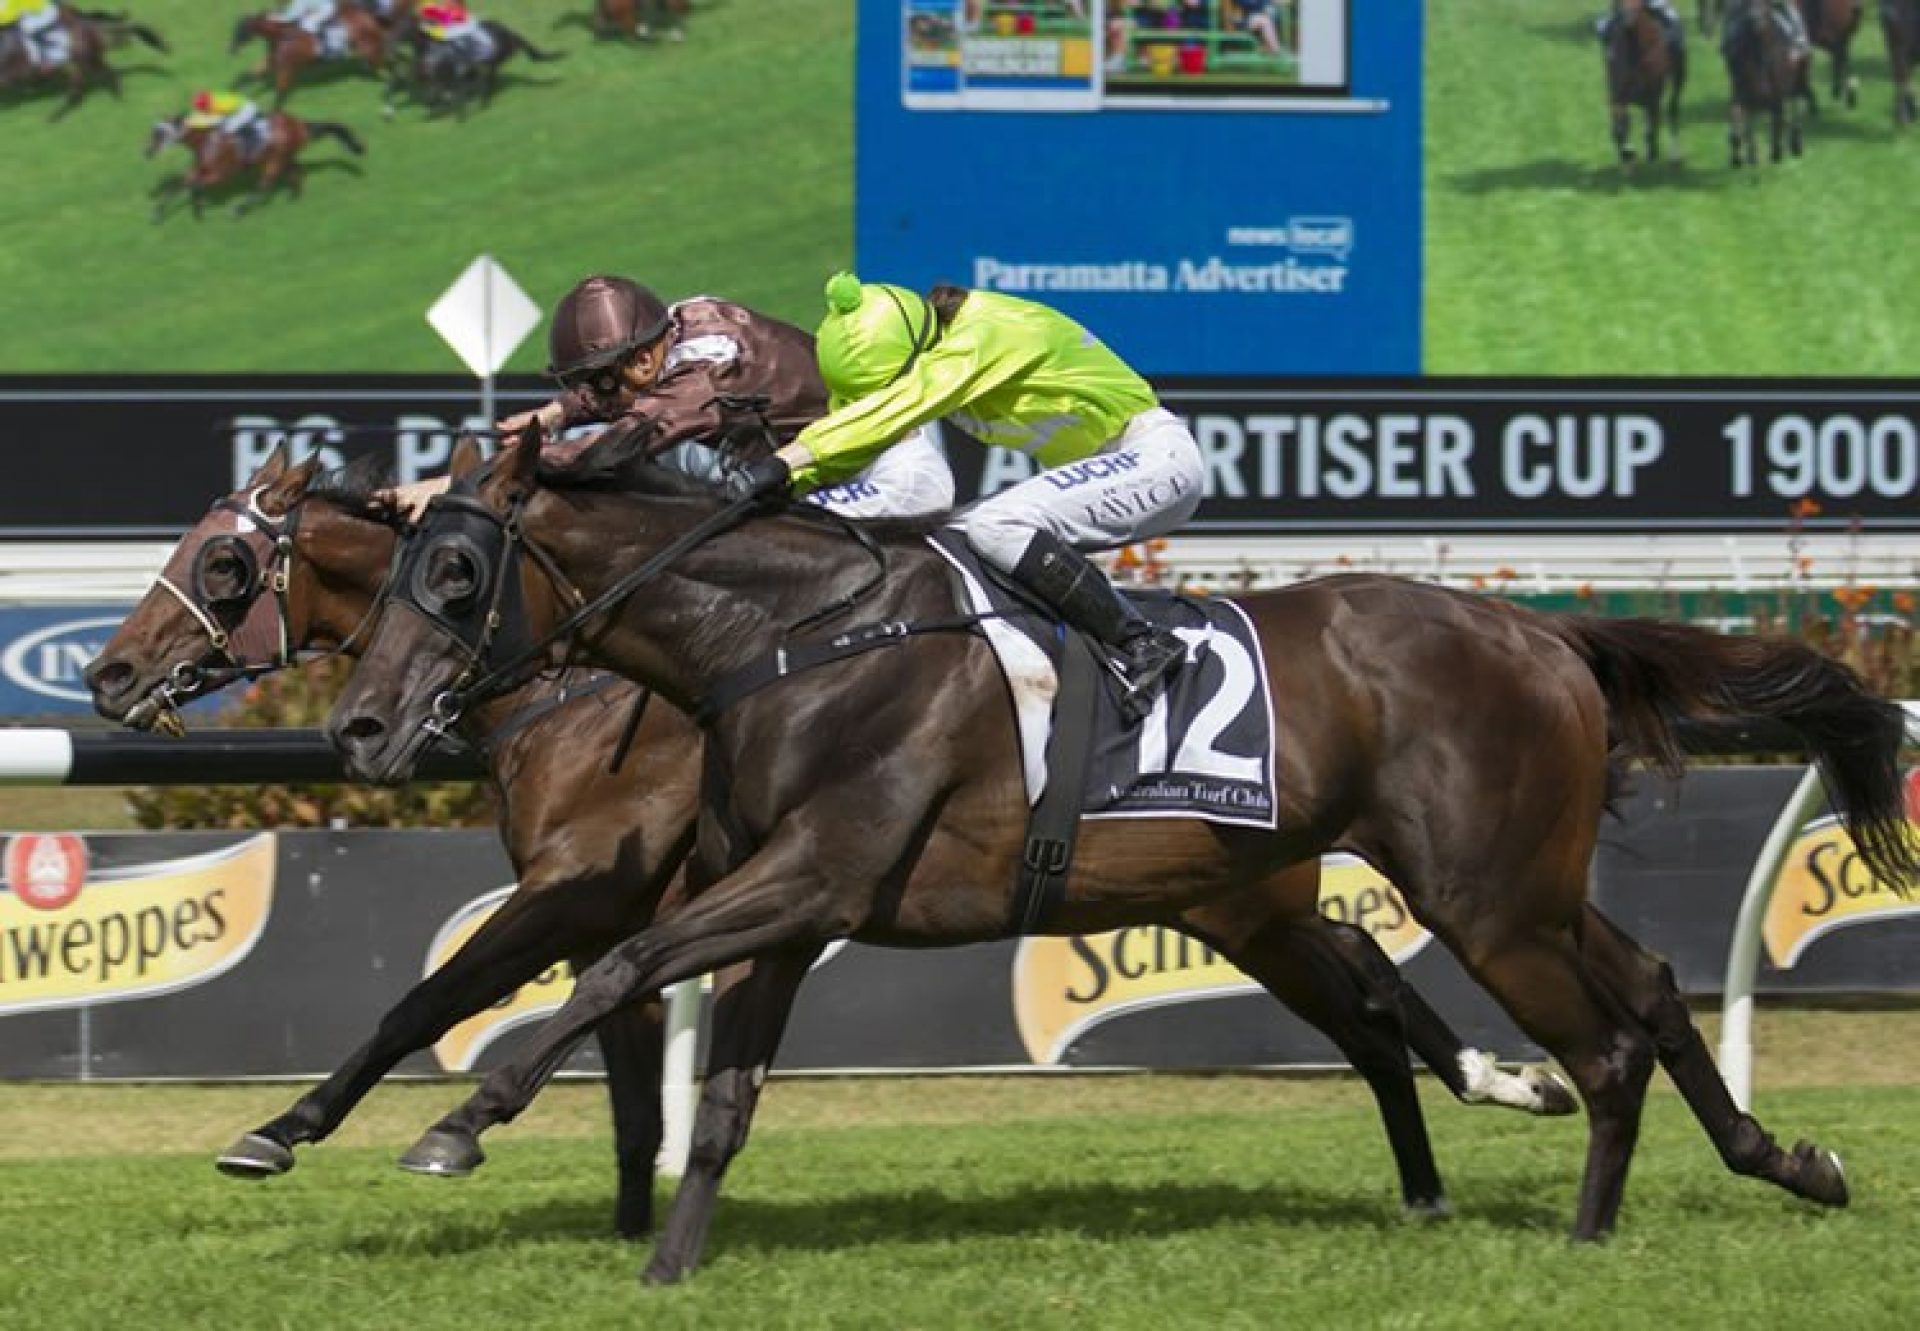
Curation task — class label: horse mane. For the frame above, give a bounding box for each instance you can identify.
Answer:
[305,453,399,523]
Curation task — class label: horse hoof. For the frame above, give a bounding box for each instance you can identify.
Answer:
[1790,1140,1849,1208]
[397,1128,485,1177]
[1524,1067,1580,1117]
[1401,1196,1454,1223]
[215,1131,295,1179]
[641,1257,691,1287]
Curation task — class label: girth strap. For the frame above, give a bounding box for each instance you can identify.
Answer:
[1011,633,1101,934]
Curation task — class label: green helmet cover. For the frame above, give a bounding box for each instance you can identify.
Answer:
[815,272,937,409]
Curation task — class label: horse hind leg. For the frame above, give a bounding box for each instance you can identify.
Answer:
[1209,916,1449,1217]
[1575,906,1847,1208]
[1612,102,1635,166]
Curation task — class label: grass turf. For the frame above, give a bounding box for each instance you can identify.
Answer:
[0,0,851,372]
[1425,1,1920,375]
[4,1008,1920,1329]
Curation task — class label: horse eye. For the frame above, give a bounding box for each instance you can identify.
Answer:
[430,548,478,600]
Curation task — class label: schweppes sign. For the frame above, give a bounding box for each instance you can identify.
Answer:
[0,833,275,1016]
[429,886,575,1072]
[1764,799,1920,969]
[1013,853,1432,1065]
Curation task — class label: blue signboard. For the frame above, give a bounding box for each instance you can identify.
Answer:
[858,1,1422,377]
[0,607,132,716]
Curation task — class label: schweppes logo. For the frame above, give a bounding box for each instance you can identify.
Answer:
[1764,794,1920,969]
[0,833,275,1016]
[428,886,577,1072]
[1013,853,1432,1065]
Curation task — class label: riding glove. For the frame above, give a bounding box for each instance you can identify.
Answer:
[725,455,792,505]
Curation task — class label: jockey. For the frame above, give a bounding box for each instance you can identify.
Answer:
[1595,0,1685,57]
[0,0,64,67]
[730,273,1199,715]
[389,276,953,522]
[272,0,337,35]
[421,0,482,42]
[184,89,268,153]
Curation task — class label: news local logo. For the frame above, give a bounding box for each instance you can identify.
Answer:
[1227,218,1355,260]
[0,615,124,705]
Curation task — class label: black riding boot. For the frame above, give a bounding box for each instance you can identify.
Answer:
[1009,532,1186,720]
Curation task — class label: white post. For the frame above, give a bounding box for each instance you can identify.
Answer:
[657,977,702,1177]
[1717,765,1826,1111]
[480,254,495,425]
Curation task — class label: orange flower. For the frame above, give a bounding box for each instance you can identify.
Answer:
[1492,566,1517,583]
[1469,575,1487,591]
[1575,582,1594,601]
[1895,592,1916,616]
[1790,497,1824,519]
[1795,555,1815,574]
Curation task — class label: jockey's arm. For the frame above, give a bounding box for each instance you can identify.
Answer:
[780,325,1042,492]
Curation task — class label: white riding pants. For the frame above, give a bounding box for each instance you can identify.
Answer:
[953,407,1204,574]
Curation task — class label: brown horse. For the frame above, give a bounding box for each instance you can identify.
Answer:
[0,5,167,121]
[1722,0,1811,164]
[230,6,397,111]
[1798,0,1864,113]
[1604,0,1686,165]
[145,108,363,220]
[325,433,1913,1275]
[1886,0,1920,123]
[85,443,1570,1258]
[591,0,691,41]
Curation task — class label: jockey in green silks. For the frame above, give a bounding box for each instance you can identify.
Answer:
[727,272,1203,719]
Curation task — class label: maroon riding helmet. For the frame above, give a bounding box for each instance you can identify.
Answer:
[546,276,673,388]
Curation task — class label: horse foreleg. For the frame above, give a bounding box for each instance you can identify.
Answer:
[47,68,84,122]
[220,882,587,1178]
[1646,99,1661,163]
[399,841,841,1178]
[1612,102,1634,165]
[588,987,669,1241]
[643,950,818,1285]
[1728,101,1746,167]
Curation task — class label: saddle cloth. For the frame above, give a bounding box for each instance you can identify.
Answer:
[927,531,1278,830]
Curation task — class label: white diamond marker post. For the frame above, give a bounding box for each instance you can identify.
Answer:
[426,254,543,426]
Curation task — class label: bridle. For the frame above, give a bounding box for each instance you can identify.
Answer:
[129,487,398,732]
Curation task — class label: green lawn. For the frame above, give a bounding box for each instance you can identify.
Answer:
[0,0,851,372]
[1425,2,1920,375]
[2,1074,1918,1329]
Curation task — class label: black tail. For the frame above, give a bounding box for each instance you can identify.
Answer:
[493,23,564,62]
[308,121,365,155]
[1551,615,1919,890]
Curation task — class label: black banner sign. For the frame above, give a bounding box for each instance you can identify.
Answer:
[4,376,1918,537]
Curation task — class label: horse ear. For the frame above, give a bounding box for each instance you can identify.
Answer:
[449,433,486,479]
[247,440,289,488]
[261,453,323,510]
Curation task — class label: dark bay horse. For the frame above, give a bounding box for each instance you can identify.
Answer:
[231,7,397,111]
[85,443,1567,1261]
[145,109,363,220]
[0,6,168,121]
[590,0,691,41]
[1886,0,1920,124]
[1798,0,1864,113]
[326,434,1914,1274]
[1605,0,1686,165]
[1722,0,1811,163]
[394,15,563,117]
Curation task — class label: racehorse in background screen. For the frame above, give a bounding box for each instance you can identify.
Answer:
[86,442,1571,1280]
[1722,0,1811,163]
[1604,0,1686,165]
[1884,0,1920,124]
[1798,0,1864,114]
[326,428,1916,1277]
[0,5,168,121]
[145,109,365,220]
[230,5,400,112]
[392,10,563,117]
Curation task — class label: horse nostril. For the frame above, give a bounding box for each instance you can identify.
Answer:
[87,658,134,699]
[339,716,386,746]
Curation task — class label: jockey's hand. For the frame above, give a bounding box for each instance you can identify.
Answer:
[495,400,566,445]
[380,477,451,521]
[724,455,792,505]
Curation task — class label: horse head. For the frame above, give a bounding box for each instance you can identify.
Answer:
[327,434,571,784]
[230,13,265,52]
[144,115,184,158]
[85,443,407,733]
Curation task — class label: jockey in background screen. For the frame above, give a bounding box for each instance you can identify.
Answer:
[1,0,65,67]
[184,88,266,146]
[273,0,338,35]
[386,275,952,522]
[732,273,1199,718]
[421,0,482,41]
